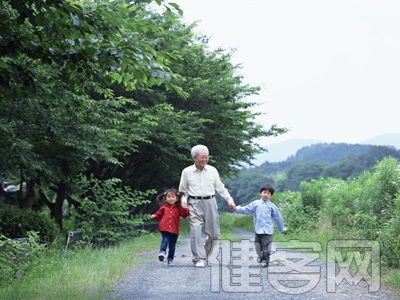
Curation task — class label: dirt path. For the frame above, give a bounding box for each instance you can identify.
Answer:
[108,228,399,299]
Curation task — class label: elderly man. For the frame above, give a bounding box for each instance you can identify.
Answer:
[179,144,236,268]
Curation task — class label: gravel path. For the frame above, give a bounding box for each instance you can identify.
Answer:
[108,228,399,300]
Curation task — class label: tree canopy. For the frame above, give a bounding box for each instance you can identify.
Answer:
[0,0,285,232]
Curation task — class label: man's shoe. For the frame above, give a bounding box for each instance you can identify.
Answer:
[158,253,165,262]
[168,259,174,266]
[192,258,199,264]
[195,260,205,268]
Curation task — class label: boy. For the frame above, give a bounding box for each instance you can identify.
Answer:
[233,184,286,268]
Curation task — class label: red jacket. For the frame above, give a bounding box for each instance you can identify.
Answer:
[152,204,190,234]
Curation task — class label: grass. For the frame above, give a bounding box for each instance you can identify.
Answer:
[0,233,161,300]
[1,213,399,299]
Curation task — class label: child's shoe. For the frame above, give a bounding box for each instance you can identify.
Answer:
[260,259,269,268]
[158,252,165,262]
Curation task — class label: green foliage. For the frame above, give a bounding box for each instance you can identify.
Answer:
[243,157,400,272]
[371,156,400,215]
[1,0,282,227]
[231,143,400,195]
[300,179,327,209]
[0,231,45,285]
[70,176,153,247]
[0,0,183,99]
[290,143,373,164]
[0,203,59,243]
[0,232,162,299]
[284,161,330,191]
[379,195,400,268]
[277,192,318,232]
[301,158,400,268]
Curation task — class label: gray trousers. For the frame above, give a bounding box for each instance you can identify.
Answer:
[188,197,220,261]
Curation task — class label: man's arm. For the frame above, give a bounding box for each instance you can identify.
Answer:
[213,167,236,210]
[179,169,189,209]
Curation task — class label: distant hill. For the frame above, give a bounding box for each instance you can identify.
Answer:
[252,133,400,165]
[251,139,323,165]
[362,133,400,149]
[287,143,373,164]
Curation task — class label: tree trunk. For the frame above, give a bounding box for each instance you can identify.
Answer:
[40,183,68,231]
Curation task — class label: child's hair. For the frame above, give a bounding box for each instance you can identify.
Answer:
[259,184,275,195]
[156,188,184,207]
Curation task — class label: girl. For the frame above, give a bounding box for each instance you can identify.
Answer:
[151,188,190,265]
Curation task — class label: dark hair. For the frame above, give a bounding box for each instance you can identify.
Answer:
[259,184,275,195]
[156,188,184,207]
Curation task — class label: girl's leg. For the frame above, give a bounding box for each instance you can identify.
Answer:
[159,232,169,261]
[167,233,178,261]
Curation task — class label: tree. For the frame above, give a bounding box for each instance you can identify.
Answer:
[0,0,287,232]
[0,0,185,229]
[82,9,287,214]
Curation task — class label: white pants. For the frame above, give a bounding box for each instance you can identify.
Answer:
[188,197,220,261]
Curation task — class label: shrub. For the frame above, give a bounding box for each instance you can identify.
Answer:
[0,203,59,243]
[300,179,326,209]
[0,231,45,285]
[70,176,153,247]
[379,195,400,268]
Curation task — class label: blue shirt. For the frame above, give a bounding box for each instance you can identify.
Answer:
[235,199,286,234]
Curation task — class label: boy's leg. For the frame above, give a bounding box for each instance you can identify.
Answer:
[260,234,273,267]
[254,233,262,262]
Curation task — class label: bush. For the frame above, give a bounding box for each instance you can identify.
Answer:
[0,231,45,284]
[379,195,400,268]
[300,179,326,209]
[0,203,59,243]
[70,176,153,247]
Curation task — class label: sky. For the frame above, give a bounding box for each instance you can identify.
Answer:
[172,0,400,146]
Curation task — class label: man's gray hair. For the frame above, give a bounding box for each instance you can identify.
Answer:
[191,144,209,158]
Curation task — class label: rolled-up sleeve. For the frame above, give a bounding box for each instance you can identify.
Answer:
[213,167,234,204]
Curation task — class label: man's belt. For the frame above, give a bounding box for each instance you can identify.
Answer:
[188,195,215,200]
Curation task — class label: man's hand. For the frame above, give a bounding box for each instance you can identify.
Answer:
[181,201,188,210]
[229,202,236,211]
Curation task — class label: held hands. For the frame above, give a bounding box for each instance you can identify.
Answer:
[229,202,236,211]
[181,201,188,210]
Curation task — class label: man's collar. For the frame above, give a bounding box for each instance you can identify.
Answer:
[192,164,208,172]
